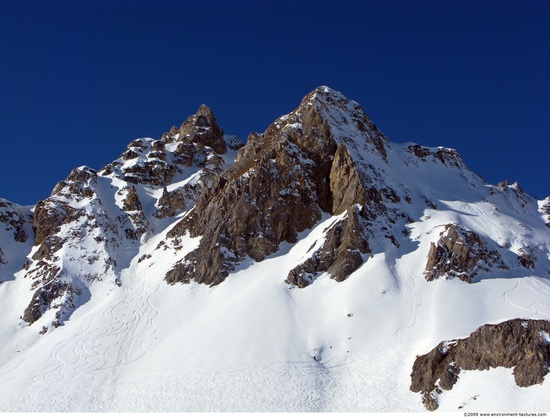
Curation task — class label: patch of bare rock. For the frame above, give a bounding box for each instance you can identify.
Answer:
[410,319,550,410]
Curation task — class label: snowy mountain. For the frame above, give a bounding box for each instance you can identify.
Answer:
[0,86,549,412]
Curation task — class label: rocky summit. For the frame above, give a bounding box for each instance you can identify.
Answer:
[0,87,549,412]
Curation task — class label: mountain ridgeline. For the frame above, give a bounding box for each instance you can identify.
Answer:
[0,87,549,412]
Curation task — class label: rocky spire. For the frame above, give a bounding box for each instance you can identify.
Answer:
[176,104,227,154]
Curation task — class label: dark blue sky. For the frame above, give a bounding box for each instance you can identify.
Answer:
[1,0,549,205]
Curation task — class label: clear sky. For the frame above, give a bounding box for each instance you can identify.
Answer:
[1,0,549,205]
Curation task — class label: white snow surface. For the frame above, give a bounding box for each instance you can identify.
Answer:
[1,190,549,412]
[1,88,549,412]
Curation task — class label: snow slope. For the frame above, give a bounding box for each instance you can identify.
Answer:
[0,88,549,412]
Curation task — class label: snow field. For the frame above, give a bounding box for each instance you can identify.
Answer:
[2,201,549,411]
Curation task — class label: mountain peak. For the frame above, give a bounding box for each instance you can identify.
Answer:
[303,85,348,102]
[0,87,549,413]
[196,103,215,117]
[177,104,227,154]
[164,88,401,287]
[298,86,360,114]
[293,86,390,161]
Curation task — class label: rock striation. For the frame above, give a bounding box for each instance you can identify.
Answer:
[410,319,550,411]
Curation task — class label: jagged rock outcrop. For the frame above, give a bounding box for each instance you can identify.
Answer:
[165,86,404,286]
[22,279,82,330]
[0,199,33,280]
[22,105,243,329]
[0,199,31,244]
[32,167,100,260]
[154,185,200,219]
[424,224,507,282]
[100,105,233,188]
[25,167,118,325]
[170,104,228,154]
[165,87,523,288]
[102,138,176,186]
[407,144,465,169]
[120,186,149,240]
[411,319,550,410]
[517,247,535,270]
[286,206,371,287]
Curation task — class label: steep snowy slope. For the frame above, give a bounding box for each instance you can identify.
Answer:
[0,87,548,412]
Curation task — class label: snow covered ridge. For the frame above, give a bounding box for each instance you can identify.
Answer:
[0,86,549,412]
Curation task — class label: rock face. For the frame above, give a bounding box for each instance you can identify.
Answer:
[26,166,121,326]
[424,224,508,282]
[163,87,550,288]
[286,206,371,287]
[164,86,403,286]
[22,280,81,328]
[410,319,550,411]
[0,199,31,244]
[174,104,228,154]
[0,199,33,276]
[21,105,243,330]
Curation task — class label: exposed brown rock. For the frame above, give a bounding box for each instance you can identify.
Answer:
[51,166,98,198]
[411,319,550,410]
[518,247,535,270]
[154,151,233,220]
[177,104,227,154]
[424,224,507,282]
[154,185,200,219]
[287,206,371,287]
[22,278,82,326]
[329,144,366,215]
[35,167,99,250]
[164,87,403,287]
[32,201,78,256]
[408,144,431,160]
[101,106,240,194]
[121,186,149,240]
[0,199,31,243]
[166,138,325,285]
[26,167,115,325]
[23,105,242,327]
[121,186,142,212]
[407,144,465,169]
[102,137,175,186]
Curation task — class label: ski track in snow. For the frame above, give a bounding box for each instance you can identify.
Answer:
[394,273,423,344]
[2,87,550,413]
[524,277,550,318]
[0,351,421,412]
[0,269,160,389]
[502,278,541,319]
[468,202,500,232]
